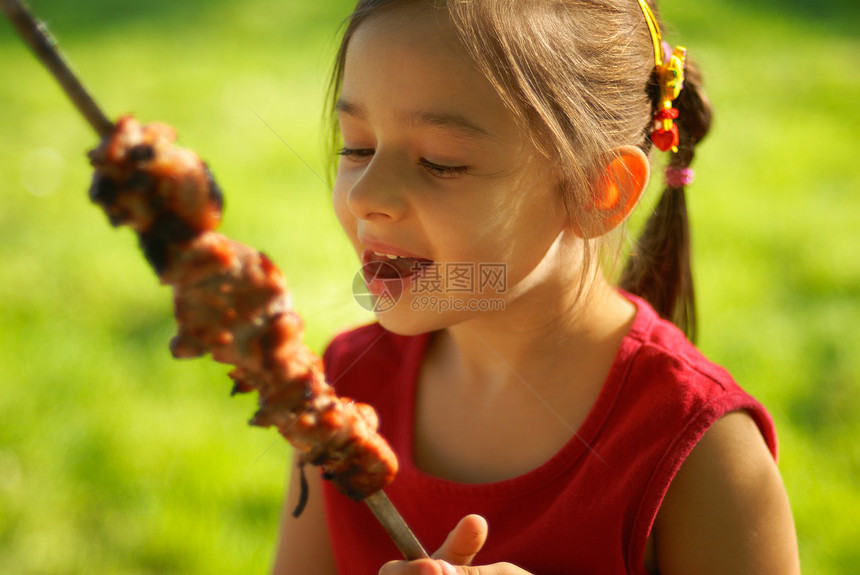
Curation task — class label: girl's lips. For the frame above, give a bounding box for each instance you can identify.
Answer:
[360,249,434,301]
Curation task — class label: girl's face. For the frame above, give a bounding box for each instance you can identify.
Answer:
[333,3,571,335]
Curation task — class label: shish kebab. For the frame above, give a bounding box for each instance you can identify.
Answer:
[0,0,428,561]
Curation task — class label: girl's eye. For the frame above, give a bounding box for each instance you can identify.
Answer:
[337,147,374,162]
[419,158,469,178]
[338,148,468,178]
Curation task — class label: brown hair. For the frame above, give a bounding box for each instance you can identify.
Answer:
[327,0,712,340]
[619,59,712,341]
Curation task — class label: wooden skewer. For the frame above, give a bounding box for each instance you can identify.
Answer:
[1,0,429,561]
[0,0,113,137]
[365,491,429,560]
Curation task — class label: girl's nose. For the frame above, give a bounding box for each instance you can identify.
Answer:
[344,156,408,222]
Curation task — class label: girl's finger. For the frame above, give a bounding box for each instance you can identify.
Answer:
[431,514,489,566]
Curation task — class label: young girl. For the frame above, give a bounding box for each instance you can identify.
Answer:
[272,1,800,573]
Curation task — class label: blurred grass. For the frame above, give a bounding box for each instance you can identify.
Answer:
[0,0,858,573]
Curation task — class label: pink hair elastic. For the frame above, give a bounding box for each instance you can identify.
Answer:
[665,166,695,188]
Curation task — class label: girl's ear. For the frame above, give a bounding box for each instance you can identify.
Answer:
[580,146,650,236]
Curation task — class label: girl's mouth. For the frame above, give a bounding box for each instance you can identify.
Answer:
[361,249,434,301]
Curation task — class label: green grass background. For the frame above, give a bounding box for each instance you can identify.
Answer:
[1,0,857,573]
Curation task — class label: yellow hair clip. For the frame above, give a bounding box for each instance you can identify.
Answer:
[636,0,686,153]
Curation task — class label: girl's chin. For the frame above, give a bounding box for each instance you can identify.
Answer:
[371,303,435,337]
[370,296,486,337]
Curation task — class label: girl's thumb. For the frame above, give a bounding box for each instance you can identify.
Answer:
[432,514,489,566]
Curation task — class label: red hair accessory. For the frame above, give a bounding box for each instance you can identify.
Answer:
[637,0,687,153]
[652,46,686,152]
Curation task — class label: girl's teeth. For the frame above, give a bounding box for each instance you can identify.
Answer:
[373,251,400,260]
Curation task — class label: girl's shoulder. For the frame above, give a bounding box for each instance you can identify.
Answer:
[614,292,778,461]
[622,291,737,391]
[614,292,777,455]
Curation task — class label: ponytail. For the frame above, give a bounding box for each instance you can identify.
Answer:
[620,58,712,342]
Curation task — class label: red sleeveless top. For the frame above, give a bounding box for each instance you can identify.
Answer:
[320,294,777,575]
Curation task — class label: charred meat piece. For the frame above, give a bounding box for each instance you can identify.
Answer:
[88,116,398,500]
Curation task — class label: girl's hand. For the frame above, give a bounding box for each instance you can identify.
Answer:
[378,515,533,575]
